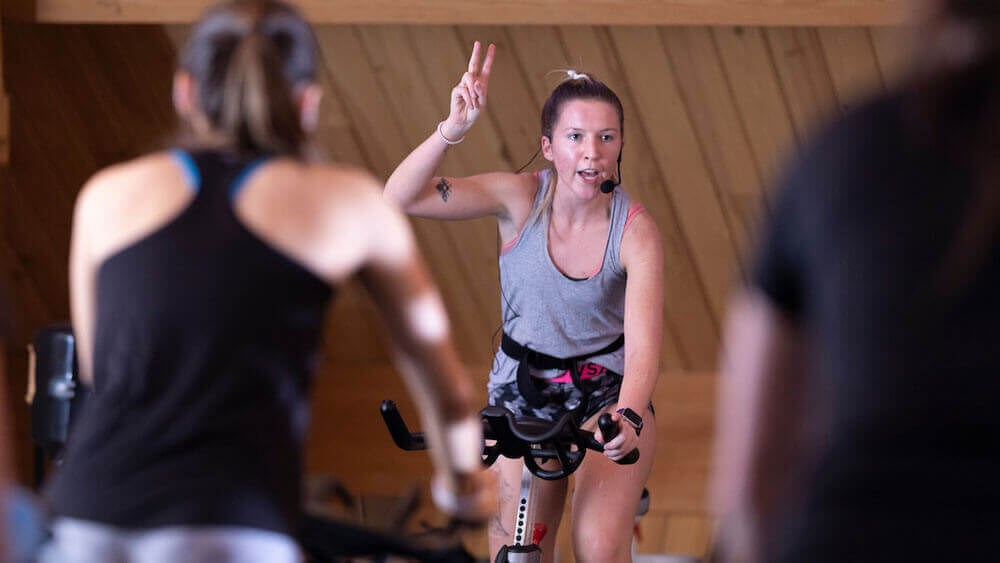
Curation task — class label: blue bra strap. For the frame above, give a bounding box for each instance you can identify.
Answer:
[229,157,271,199]
[170,149,201,193]
[169,149,201,193]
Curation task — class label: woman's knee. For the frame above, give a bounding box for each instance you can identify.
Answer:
[570,472,644,562]
[572,526,633,563]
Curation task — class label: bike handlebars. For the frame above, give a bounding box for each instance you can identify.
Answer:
[380,400,639,481]
[597,412,642,466]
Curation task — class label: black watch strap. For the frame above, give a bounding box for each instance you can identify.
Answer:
[616,407,643,436]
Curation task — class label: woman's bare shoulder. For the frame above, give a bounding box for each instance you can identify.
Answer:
[289,161,383,197]
[76,152,187,209]
[619,191,662,267]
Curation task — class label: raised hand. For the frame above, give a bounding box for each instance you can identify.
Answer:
[440,41,495,142]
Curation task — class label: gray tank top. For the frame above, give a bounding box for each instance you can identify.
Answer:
[489,169,630,386]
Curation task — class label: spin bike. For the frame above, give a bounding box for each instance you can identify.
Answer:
[380,400,643,563]
[23,324,479,563]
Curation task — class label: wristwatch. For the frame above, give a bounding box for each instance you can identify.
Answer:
[616,407,643,436]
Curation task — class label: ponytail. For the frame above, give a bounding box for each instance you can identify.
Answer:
[220,31,304,155]
[178,0,318,158]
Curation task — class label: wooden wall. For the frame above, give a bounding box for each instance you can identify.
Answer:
[1,20,911,557]
[165,23,909,371]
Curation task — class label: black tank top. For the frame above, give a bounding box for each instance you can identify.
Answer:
[46,150,334,536]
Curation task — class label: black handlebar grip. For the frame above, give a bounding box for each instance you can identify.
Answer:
[379,400,426,451]
[597,413,640,465]
[597,413,618,441]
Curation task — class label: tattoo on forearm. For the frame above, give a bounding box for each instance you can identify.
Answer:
[436,177,452,202]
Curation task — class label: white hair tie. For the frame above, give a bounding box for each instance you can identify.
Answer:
[566,70,590,81]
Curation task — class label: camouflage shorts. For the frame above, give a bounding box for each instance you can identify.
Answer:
[487,371,623,423]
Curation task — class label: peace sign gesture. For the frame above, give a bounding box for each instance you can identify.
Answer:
[439,41,496,142]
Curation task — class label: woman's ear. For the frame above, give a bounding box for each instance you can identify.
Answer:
[298,84,323,134]
[541,135,554,162]
[172,71,196,118]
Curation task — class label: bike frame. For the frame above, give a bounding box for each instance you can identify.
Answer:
[380,401,639,563]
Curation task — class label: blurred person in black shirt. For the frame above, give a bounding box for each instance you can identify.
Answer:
[712,1,1000,561]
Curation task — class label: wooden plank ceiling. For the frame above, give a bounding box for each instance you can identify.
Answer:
[2,23,911,377]
[289,23,909,371]
[1,18,913,498]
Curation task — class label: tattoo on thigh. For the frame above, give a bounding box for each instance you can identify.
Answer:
[436,178,452,202]
[489,512,510,538]
[490,469,513,537]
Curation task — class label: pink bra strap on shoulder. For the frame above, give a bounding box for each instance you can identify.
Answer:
[624,202,646,232]
[500,234,521,256]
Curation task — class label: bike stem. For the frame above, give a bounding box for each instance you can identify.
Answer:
[514,465,534,547]
[499,465,547,563]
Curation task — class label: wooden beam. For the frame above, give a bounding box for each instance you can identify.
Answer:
[0,92,7,167]
[8,0,913,26]
[1,5,9,165]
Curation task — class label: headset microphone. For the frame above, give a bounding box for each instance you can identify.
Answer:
[600,149,624,194]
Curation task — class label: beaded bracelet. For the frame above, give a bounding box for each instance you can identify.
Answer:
[437,121,466,145]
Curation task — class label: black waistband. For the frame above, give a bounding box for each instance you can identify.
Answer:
[501,333,624,370]
[501,332,624,408]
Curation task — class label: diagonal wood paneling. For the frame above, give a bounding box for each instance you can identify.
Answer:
[818,27,887,112]
[2,23,177,484]
[662,27,762,273]
[712,27,797,204]
[3,23,906,509]
[611,27,735,356]
[120,22,903,372]
[870,26,912,87]
[367,25,503,356]
[765,28,841,145]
